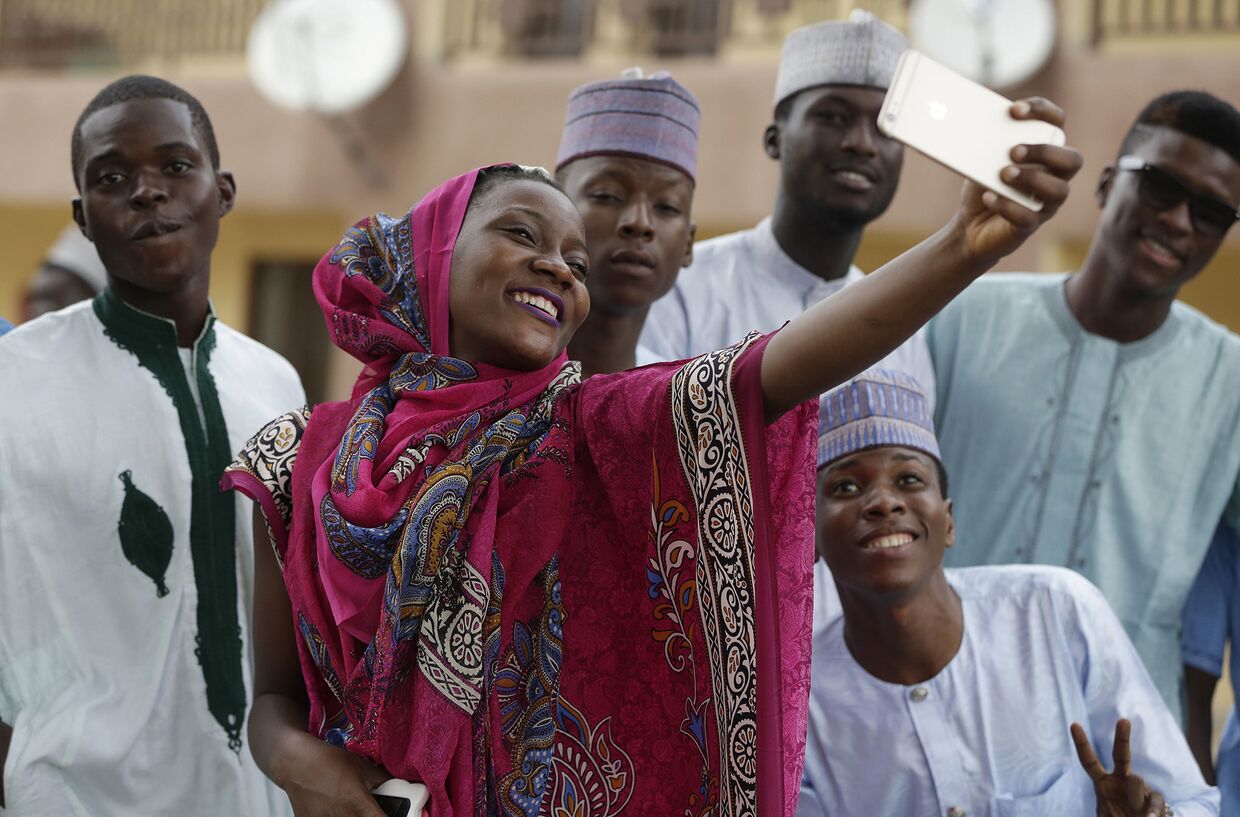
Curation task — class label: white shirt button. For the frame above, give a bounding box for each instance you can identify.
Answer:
[910,686,929,702]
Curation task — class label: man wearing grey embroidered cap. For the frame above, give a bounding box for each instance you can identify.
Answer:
[640,11,932,628]
[639,10,933,406]
[21,224,109,322]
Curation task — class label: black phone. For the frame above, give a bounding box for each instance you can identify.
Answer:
[373,793,412,817]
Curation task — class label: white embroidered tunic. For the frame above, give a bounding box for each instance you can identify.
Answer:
[0,292,303,816]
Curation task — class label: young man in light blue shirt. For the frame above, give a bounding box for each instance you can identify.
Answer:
[927,91,1240,717]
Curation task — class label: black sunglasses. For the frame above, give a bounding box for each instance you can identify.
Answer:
[1117,155,1240,237]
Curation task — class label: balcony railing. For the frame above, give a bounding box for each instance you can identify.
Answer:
[1,0,1236,70]
[1092,0,1240,45]
[0,0,266,68]
[0,0,907,68]
[443,0,909,60]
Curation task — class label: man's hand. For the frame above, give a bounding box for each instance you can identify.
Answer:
[1071,719,1171,817]
[952,97,1083,267]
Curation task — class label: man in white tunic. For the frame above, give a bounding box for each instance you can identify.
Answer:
[639,10,935,409]
[0,76,301,816]
[927,91,1240,718]
[800,371,1218,817]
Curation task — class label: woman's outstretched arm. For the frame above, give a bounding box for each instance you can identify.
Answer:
[248,508,391,817]
[761,98,1083,421]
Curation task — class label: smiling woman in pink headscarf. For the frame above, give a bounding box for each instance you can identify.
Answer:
[225,112,1080,817]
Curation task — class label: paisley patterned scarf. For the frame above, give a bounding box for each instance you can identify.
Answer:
[303,168,573,652]
[226,166,817,817]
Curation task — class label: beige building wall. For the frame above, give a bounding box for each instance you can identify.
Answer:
[1,13,1239,361]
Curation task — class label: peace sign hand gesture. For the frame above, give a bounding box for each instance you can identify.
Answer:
[1071,719,1172,817]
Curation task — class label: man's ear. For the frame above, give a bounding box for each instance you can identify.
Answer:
[944,498,956,549]
[72,199,89,239]
[682,222,697,268]
[216,170,237,217]
[764,123,781,160]
[1095,165,1115,209]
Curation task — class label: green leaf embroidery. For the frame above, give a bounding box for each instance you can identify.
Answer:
[118,470,174,597]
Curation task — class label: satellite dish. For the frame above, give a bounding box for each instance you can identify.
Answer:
[247,0,408,115]
[908,0,1056,89]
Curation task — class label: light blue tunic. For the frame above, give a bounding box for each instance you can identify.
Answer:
[927,273,1240,718]
[1181,523,1240,816]
[799,566,1219,817]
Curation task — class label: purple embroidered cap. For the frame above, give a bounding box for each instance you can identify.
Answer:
[775,9,908,109]
[818,369,940,469]
[556,67,701,181]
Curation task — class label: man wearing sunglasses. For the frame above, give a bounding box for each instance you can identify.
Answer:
[924,90,1240,722]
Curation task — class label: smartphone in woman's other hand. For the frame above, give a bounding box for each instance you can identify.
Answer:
[372,779,430,817]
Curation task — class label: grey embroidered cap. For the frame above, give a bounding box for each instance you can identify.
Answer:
[45,224,108,291]
[774,9,909,108]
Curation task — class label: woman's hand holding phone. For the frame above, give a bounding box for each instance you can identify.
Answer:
[951,97,1083,267]
[759,95,1081,422]
[274,729,391,817]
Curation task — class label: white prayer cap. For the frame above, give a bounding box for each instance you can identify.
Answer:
[774,9,908,109]
[44,224,107,291]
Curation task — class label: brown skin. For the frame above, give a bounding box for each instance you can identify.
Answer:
[72,98,237,347]
[1183,665,1219,784]
[1067,127,1240,343]
[21,264,98,322]
[248,512,390,817]
[249,99,1080,813]
[765,85,904,283]
[0,719,9,806]
[560,155,696,376]
[448,179,590,369]
[817,446,961,685]
[1071,719,1170,817]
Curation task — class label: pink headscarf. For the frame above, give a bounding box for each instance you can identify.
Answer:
[304,167,570,643]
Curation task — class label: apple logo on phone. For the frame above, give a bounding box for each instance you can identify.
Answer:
[927,100,948,121]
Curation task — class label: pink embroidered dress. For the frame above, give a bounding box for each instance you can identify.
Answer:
[223,167,816,817]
